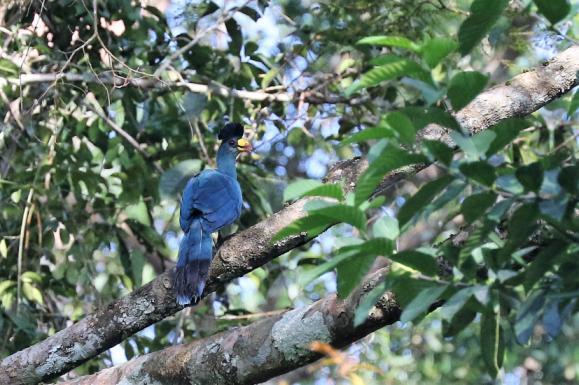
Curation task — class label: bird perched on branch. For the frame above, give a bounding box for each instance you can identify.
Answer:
[174,123,252,305]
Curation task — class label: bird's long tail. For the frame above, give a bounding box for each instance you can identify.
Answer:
[174,218,213,305]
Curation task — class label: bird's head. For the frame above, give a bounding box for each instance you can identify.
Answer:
[218,123,253,154]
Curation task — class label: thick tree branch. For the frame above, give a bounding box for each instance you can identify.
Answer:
[0,45,577,385]
[60,268,400,385]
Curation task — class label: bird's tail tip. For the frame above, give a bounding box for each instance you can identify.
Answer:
[176,294,194,306]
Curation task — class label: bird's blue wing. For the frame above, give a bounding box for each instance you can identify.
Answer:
[179,170,242,233]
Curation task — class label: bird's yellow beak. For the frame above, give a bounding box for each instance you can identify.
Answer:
[237,138,253,153]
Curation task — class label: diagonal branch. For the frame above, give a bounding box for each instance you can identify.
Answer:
[0,45,577,385]
[59,267,400,385]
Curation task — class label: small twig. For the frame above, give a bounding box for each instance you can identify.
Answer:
[191,120,212,166]
[153,0,252,77]
[84,96,163,173]
[16,188,34,313]
[218,309,288,321]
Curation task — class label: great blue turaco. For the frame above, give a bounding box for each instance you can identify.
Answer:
[173,123,252,305]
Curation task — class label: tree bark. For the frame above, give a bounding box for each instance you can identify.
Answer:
[59,268,400,385]
[0,45,577,385]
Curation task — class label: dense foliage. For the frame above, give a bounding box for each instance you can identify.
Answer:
[0,0,577,383]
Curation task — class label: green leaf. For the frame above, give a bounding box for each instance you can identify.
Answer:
[372,216,399,240]
[337,253,377,298]
[389,250,438,276]
[447,71,488,111]
[0,59,19,76]
[440,287,476,320]
[461,191,497,223]
[459,161,497,186]
[402,106,460,131]
[451,131,497,160]
[159,159,202,199]
[444,304,477,337]
[341,126,394,145]
[480,310,505,378]
[398,175,454,227]
[458,0,509,55]
[558,165,578,194]
[420,37,458,68]
[301,184,344,201]
[354,281,390,326]
[524,241,569,291]
[309,204,366,232]
[384,111,416,144]
[272,214,330,242]
[283,179,323,202]
[486,118,529,156]
[0,239,7,258]
[516,162,544,192]
[357,35,420,51]
[299,249,358,287]
[533,0,570,24]
[422,140,454,166]
[568,91,579,116]
[400,285,447,323]
[124,199,151,226]
[509,203,539,243]
[22,283,43,305]
[347,57,427,94]
[355,145,427,206]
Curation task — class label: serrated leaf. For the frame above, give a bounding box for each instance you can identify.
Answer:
[480,310,505,378]
[337,253,377,298]
[299,249,358,287]
[389,250,438,276]
[447,71,488,111]
[355,145,427,206]
[451,131,497,160]
[398,174,454,227]
[461,191,497,223]
[159,159,202,199]
[516,162,544,192]
[309,204,366,232]
[533,0,570,24]
[347,57,427,94]
[459,161,497,187]
[420,37,458,68]
[458,0,509,55]
[400,285,447,323]
[354,281,390,326]
[357,35,420,51]
[301,184,344,201]
[284,179,324,202]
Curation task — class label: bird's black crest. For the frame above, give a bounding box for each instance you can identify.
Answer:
[218,123,244,140]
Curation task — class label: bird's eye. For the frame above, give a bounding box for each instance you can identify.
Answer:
[228,139,236,146]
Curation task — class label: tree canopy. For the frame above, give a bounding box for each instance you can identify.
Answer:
[0,0,578,384]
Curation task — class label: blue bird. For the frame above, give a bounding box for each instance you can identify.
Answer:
[174,123,252,305]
